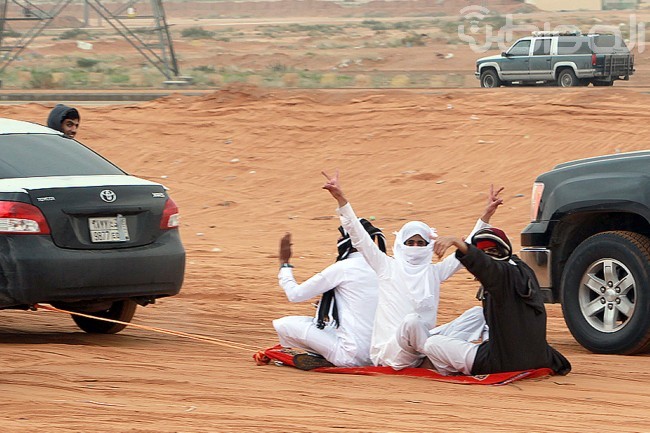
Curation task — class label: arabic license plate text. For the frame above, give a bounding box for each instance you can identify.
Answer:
[89,215,130,242]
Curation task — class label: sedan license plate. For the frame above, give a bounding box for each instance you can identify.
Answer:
[89,214,130,242]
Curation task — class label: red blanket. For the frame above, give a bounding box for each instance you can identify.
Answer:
[254,345,554,386]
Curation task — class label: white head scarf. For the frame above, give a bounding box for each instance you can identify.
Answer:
[393,221,438,271]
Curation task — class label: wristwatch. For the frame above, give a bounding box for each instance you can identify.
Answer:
[280,263,294,268]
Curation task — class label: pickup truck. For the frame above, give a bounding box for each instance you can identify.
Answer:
[520,151,650,355]
[476,31,634,87]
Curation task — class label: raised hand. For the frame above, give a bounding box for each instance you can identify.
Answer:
[481,184,504,223]
[322,169,348,208]
[434,236,467,259]
[279,232,293,264]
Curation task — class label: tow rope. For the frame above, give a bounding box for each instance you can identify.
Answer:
[33,303,256,351]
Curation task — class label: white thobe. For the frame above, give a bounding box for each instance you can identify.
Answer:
[273,251,379,367]
[337,203,489,369]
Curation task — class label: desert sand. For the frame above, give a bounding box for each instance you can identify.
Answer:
[0,85,649,432]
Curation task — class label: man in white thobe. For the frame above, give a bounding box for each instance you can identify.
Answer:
[273,220,386,367]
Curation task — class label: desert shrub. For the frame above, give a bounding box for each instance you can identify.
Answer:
[67,69,89,86]
[282,72,300,87]
[76,58,99,68]
[401,32,428,47]
[193,65,216,73]
[2,29,21,37]
[132,28,156,35]
[59,29,90,40]
[391,74,410,87]
[29,70,55,88]
[320,73,337,87]
[354,74,372,87]
[361,20,390,31]
[109,73,130,84]
[181,27,214,39]
[393,21,415,30]
[319,73,353,88]
[269,63,289,73]
[208,74,225,87]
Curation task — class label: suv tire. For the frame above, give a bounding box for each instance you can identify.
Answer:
[71,299,138,334]
[480,70,501,88]
[561,231,650,354]
[557,69,579,87]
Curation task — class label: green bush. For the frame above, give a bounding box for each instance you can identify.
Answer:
[193,65,216,73]
[401,32,427,47]
[29,70,55,89]
[76,58,99,68]
[181,27,214,39]
[59,29,90,40]
[2,29,21,38]
[109,73,130,84]
[269,63,289,73]
[361,20,390,31]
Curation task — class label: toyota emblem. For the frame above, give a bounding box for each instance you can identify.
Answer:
[100,190,117,203]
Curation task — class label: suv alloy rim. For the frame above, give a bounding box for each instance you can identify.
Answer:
[578,258,635,333]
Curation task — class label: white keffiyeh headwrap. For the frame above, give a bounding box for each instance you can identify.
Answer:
[392,221,438,271]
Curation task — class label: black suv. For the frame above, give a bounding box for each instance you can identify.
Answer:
[521,151,650,354]
[0,118,185,333]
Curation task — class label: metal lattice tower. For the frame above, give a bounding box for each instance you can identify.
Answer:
[0,0,183,81]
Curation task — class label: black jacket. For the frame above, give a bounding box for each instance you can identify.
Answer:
[457,245,571,375]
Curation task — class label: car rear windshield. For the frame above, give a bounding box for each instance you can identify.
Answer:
[0,134,125,179]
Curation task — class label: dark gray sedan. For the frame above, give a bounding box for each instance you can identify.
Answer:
[0,118,185,333]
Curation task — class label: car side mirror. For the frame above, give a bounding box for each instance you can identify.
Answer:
[502,51,510,57]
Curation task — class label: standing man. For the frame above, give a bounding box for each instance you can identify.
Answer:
[425,228,572,376]
[47,104,80,138]
[273,219,387,369]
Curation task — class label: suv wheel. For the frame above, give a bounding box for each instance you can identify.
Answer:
[561,231,650,354]
[480,70,501,88]
[557,69,579,87]
[71,300,138,334]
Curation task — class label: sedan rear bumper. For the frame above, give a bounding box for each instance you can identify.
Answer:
[0,231,185,307]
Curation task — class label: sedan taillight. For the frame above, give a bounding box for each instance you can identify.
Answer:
[160,198,180,229]
[0,201,50,234]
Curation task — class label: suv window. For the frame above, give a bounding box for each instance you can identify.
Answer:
[533,39,551,55]
[558,38,591,55]
[509,40,531,56]
[591,34,629,53]
[0,134,125,179]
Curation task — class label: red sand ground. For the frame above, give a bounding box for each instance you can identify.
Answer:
[1,86,649,432]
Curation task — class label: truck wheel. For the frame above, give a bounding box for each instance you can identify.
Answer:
[561,231,650,354]
[480,70,501,88]
[557,69,579,87]
[71,300,138,334]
